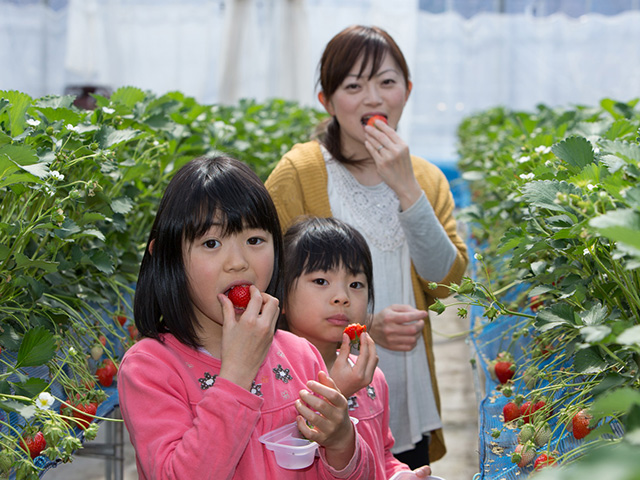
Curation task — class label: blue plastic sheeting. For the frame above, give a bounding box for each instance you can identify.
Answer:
[432,159,472,209]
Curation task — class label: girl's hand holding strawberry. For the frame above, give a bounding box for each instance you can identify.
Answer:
[295,371,356,470]
[364,121,423,211]
[330,331,379,398]
[217,285,279,391]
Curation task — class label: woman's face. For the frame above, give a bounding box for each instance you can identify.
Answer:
[319,53,411,158]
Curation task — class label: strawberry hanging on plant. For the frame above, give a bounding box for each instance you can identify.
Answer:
[571,409,593,440]
[511,440,536,468]
[19,428,46,459]
[534,452,557,471]
[344,323,367,349]
[488,351,515,383]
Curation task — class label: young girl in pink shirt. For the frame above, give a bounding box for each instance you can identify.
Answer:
[118,156,375,479]
[280,216,435,480]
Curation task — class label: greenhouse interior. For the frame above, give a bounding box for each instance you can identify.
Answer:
[1,0,640,479]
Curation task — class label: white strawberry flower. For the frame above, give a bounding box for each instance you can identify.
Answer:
[49,170,65,181]
[535,145,551,154]
[102,107,115,114]
[517,155,530,164]
[35,392,55,410]
[519,173,535,180]
[27,118,41,126]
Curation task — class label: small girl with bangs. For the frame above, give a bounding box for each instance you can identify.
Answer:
[281,216,433,479]
[118,155,375,479]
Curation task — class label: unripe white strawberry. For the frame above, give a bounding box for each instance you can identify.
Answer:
[534,422,552,447]
[90,344,104,361]
[511,441,536,468]
[517,423,535,444]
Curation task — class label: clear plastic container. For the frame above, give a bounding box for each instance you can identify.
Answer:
[390,473,446,480]
[259,421,319,470]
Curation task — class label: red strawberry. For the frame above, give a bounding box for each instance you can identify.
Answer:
[494,361,515,384]
[227,284,251,309]
[344,323,367,349]
[20,430,46,459]
[511,441,536,468]
[68,400,98,430]
[503,401,521,422]
[572,410,593,440]
[116,315,127,326]
[530,295,542,312]
[103,359,118,377]
[128,324,139,341]
[366,115,387,127]
[520,401,534,423]
[96,365,114,387]
[534,452,557,471]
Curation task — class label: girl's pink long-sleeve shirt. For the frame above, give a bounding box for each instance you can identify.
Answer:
[346,356,411,479]
[117,331,375,480]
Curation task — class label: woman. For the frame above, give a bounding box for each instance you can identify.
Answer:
[265,25,468,468]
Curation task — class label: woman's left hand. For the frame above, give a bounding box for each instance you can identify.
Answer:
[364,121,422,210]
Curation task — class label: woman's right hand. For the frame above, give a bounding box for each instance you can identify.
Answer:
[368,304,427,351]
[218,286,279,390]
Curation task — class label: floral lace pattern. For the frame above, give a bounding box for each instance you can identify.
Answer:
[323,148,405,251]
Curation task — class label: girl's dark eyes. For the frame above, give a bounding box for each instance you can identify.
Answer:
[247,237,265,245]
[312,278,328,286]
[350,281,365,289]
[203,239,220,249]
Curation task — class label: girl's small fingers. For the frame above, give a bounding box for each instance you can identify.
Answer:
[217,294,236,320]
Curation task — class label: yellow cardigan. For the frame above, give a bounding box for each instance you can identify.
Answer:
[265,141,469,462]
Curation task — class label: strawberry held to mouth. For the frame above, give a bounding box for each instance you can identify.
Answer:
[364,114,387,127]
[344,323,367,349]
[227,284,251,309]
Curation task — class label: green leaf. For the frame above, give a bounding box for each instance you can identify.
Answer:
[0,90,32,136]
[551,135,595,170]
[13,252,59,274]
[16,326,56,368]
[110,196,133,214]
[573,346,607,373]
[617,325,640,346]
[90,249,114,274]
[535,303,578,331]
[599,139,640,163]
[110,86,146,108]
[590,209,640,251]
[95,125,140,148]
[10,377,48,398]
[579,303,608,326]
[520,180,582,213]
[589,387,640,417]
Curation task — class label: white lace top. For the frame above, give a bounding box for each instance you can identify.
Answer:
[323,146,443,453]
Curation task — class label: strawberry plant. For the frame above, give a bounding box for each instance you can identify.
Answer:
[0,87,326,477]
[434,98,640,478]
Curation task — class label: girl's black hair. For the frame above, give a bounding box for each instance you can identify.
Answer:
[315,25,411,165]
[280,216,374,331]
[134,155,283,348]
